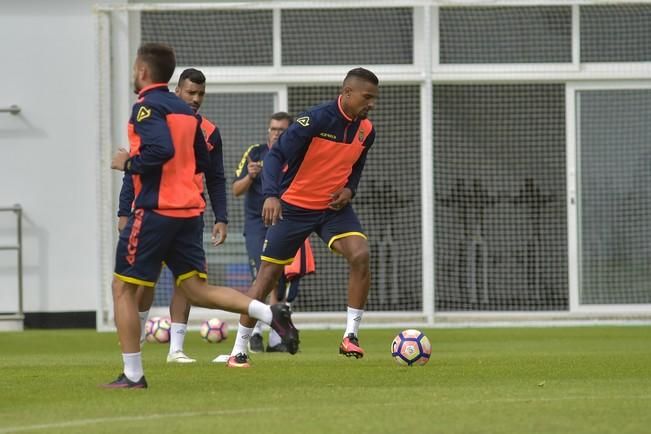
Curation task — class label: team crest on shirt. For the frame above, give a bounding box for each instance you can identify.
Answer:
[136,106,151,122]
[296,116,310,127]
[358,129,365,142]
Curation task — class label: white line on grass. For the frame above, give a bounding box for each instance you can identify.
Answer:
[2,396,651,433]
[0,407,277,434]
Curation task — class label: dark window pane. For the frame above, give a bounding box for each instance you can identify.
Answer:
[141,11,273,66]
[282,8,413,65]
[440,7,572,64]
[581,5,651,62]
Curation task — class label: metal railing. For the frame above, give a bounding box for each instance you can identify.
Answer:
[0,105,21,115]
[0,205,23,318]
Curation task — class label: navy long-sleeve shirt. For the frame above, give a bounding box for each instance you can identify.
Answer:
[119,108,227,224]
[263,96,375,210]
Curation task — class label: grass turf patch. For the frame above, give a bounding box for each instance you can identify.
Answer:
[1,327,650,434]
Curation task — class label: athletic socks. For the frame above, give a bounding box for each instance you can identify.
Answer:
[231,323,254,356]
[123,352,144,382]
[252,321,264,336]
[169,322,187,354]
[247,300,272,324]
[344,306,364,338]
[268,328,282,347]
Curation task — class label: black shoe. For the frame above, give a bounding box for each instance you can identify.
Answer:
[266,343,290,353]
[249,333,264,353]
[101,373,148,389]
[269,303,299,355]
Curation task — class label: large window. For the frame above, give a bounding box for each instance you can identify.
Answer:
[578,89,651,304]
[433,84,568,311]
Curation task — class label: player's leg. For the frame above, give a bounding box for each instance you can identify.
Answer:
[267,274,288,352]
[103,209,169,388]
[178,274,297,357]
[333,235,370,308]
[285,278,301,304]
[318,205,370,358]
[251,273,286,353]
[224,260,285,365]
[166,286,195,363]
[225,205,314,365]
[244,224,266,353]
[135,285,154,346]
[166,215,299,357]
[109,278,149,387]
[333,234,370,358]
[249,321,265,353]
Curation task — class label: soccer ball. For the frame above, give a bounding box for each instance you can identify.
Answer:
[391,329,432,366]
[199,318,228,343]
[145,317,171,343]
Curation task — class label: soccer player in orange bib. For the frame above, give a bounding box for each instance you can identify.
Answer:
[104,43,297,388]
[118,67,229,364]
[227,68,378,367]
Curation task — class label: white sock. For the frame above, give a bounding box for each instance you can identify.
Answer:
[344,306,364,338]
[122,352,144,382]
[252,321,264,336]
[268,328,282,347]
[169,322,187,354]
[231,323,254,356]
[247,300,272,324]
[138,310,149,345]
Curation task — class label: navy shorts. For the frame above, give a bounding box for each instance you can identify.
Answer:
[114,209,207,287]
[261,202,366,264]
[243,219,267,280]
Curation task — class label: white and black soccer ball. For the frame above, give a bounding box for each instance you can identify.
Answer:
[145,317,171,343]
[391,329,432,366]
[199,318,228,343]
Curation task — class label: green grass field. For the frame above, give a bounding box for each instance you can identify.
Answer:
[1,326,650,434]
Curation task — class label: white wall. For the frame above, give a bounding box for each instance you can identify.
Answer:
[0,0,124,313]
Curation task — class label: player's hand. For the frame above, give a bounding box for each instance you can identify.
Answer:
[262,197,282,226]
[329,188,353,210]
[111,148,130,171]
[117,216,128,233]
[247,156,262,179]
[212,222,227,247]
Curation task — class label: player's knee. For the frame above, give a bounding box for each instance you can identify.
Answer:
[111,277,129,298]
[347,247,370,269]
[259,262,284,283]
[177,277,207,306]
[250,263,284,298]
[247,284,268,301]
